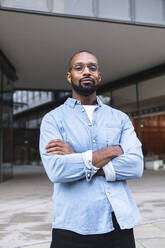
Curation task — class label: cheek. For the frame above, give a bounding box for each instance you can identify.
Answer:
[93,73,100,82]
[71,75,80,84]
[94,77,101,84]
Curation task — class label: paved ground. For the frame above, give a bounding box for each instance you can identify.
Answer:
[0,166,165,248]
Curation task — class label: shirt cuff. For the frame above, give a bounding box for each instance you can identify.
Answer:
[82,150,99,182]
[102,161,116,181]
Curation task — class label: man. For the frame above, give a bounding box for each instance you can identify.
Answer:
[39,50,144,248]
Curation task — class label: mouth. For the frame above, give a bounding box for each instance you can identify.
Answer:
[80,78,94,84]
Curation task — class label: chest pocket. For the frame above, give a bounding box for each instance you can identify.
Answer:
[105,126,122,146]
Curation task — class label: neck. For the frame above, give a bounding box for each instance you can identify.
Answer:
[72,90,97,105]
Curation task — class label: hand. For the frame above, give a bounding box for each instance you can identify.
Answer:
[113,145,124,157]
[96,168,105,177]
[92,145,124,169]
[45,139,75,155]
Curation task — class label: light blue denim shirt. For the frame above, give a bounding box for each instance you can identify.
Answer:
[39,97,144,235]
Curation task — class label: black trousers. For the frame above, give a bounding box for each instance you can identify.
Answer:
[50,213,136,248]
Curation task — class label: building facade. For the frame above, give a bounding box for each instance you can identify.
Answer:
[0,0,165,181]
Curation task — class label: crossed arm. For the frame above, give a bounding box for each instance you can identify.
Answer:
[45,139,123,177]
[40,113,143,183]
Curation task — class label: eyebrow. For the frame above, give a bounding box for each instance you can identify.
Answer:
[73,62,98,66]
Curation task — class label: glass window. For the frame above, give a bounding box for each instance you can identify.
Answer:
[22,90,27,103]
[17,90,22,103]
[0,73,13,182]
[27,119,37,129]
[113,85,137,114]
[131,76,165,161]
[13,91,17,102]
[2,0,48,11]
[98,0,131,21]
[28,91,33,105]
[139,76,165,110]
[34,91,39,102]
[99,95,111,105]
[133,115,165,160]
[52,0,94,17]
[135,0,164,24]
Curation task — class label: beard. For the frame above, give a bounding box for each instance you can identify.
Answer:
[71,78,99,96]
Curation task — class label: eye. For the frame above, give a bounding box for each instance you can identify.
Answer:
[88,65,97,71]
[75,66,82,71]
[74,65,83,71]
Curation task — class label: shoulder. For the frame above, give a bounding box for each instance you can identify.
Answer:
[41,104,65,124]
[102,103,128,120]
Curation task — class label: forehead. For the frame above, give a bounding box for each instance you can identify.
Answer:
[71,52,98,66]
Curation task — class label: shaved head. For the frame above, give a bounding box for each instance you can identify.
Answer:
[68,50,98,72]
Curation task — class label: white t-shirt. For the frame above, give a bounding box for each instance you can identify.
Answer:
[83,105,97,123]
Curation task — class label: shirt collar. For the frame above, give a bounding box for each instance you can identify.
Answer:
[64,96,103,108]
[96,96,103,107]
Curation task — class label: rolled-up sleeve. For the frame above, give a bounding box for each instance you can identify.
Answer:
[39,113,96,183]
[103,114,144,181]
[82,150,99,182]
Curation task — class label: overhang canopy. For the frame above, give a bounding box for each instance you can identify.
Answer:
[0,10,165,90]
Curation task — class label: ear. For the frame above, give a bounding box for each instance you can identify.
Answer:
[98,72,102,83]
[66,72,71,84]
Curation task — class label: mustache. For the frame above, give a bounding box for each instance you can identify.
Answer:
[79,77,95,84]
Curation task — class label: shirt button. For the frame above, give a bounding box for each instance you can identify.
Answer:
[88,123,92,126]
[92,139,96,143]
[87,173,91,179]
[82,108,85,112]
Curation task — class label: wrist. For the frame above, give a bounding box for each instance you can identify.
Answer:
[107,145,123,159]
[96,168,105,177]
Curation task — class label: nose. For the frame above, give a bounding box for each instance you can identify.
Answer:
[82,65,91,76]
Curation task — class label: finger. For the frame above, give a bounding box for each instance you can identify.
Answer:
[48,151,64,155]
[46,147,64,153]
[46,143,56,149]
[46,141,64,149]
[47,139,63,145]
[47,148,64,154]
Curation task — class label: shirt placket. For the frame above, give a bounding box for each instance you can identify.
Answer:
[81,105,98,181]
